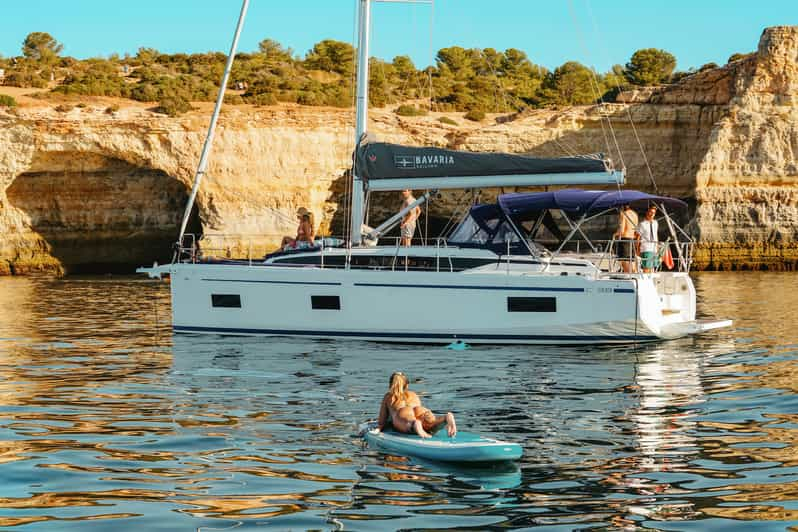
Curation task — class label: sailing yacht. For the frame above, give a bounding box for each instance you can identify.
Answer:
[139,0,731,344]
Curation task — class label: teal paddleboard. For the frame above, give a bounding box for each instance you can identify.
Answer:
[364,427,522,463]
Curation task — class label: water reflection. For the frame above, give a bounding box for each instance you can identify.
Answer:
[0,273,795,529]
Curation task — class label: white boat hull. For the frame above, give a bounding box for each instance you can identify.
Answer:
[142,262,721,344]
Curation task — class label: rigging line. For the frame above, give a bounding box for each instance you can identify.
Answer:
[551,135,578,157]
[424,189,430,245]
[436,193,464,237]
[443,199,472,239]
[397,0,434,108]
[176,0,249,253]
[152,287,159,348]
[585,0,658,194]
[477,48,511,114]
[460,48,511,144]
[260,204,302,225]
[375,54,391,109]
[390,2,417,103]
[565,0,626,176]
[344,0,361,243]
[626,100,658,194]
[411,0,423,106]
[591,88,613,164]
[427,0,435,110]
[437,190,471,238]
[564,0,613,164]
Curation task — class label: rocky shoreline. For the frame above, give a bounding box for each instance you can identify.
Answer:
[0,26,796,275]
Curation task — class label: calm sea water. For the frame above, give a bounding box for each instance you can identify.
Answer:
[0,272,796,531]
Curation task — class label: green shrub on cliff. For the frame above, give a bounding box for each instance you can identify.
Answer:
[395,104,427,117]
[431,46,547,114]
[34,33,690,113]
[304,39,354,76]
[22,32,63,65]
[0,94,17,107]
[132,73,216,103]
[464,109,486,121]
[537,61,599,106]
[53,60,129,97]
[727,52,753,64]
[244,92,278,106]
[134,47,161,66]
[625,48,677,85]
[3,58,50,88]
[224,94,244,105]
[156,95,192,117]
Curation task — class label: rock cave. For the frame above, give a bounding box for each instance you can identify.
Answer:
[5,152,201,274]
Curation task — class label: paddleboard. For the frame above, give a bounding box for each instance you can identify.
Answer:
[364,427,522,463]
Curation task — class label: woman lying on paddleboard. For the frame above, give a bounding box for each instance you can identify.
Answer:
[377,371,456,438]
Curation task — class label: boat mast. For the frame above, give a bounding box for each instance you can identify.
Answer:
[349,0,372,246]
[176,0,250,252]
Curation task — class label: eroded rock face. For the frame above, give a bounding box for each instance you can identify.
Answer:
[6,152,192,273]
[0,26,796,274]
[0,106,356,273]
[689,26,798,270]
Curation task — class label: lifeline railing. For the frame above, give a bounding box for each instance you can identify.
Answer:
[176,233,694,274]
[176,233,459,273]
[544,238,694,273]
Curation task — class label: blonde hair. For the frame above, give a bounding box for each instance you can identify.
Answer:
[388,372,408,408]
[297,207,315,230]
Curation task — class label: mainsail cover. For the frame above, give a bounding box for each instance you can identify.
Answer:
[355,142,610,181]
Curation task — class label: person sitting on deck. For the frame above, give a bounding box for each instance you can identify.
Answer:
[281,207,316,250]
[377,371,456,438]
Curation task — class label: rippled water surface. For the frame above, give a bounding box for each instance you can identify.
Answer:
[1,272,797,530]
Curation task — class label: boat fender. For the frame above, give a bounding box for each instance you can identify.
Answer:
[446,340,470,350]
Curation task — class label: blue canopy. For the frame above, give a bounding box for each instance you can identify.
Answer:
[451,189,688,250]
[467,204,503,233]
[498,189,688,220]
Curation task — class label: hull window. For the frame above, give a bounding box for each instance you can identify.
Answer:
[211,294,242,308]
[312,295,341,310]
[507,297,556,313]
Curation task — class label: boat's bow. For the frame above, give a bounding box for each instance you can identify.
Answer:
[136,262,173,280]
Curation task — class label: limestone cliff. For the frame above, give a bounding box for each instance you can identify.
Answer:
[0,26,796,274]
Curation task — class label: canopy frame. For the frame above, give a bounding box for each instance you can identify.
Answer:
[452,189,695,271]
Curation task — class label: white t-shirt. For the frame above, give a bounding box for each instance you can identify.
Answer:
[637,219,659,253]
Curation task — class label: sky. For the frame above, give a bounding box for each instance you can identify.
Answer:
[1,1,795,72]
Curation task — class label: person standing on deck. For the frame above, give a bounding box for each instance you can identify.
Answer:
[399,189,421,247]
[636,205,659,273]
[614,204,639,273]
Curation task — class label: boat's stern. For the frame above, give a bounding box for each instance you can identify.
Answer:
[637,272,732,339]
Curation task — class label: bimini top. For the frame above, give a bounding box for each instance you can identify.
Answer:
[355,142,611,181]
[448,188,689,252]
[498,189,688,221]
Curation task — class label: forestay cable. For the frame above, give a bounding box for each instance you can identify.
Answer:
[176,0,250,254]
[584,0,659,193]
[565,0,626,182]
